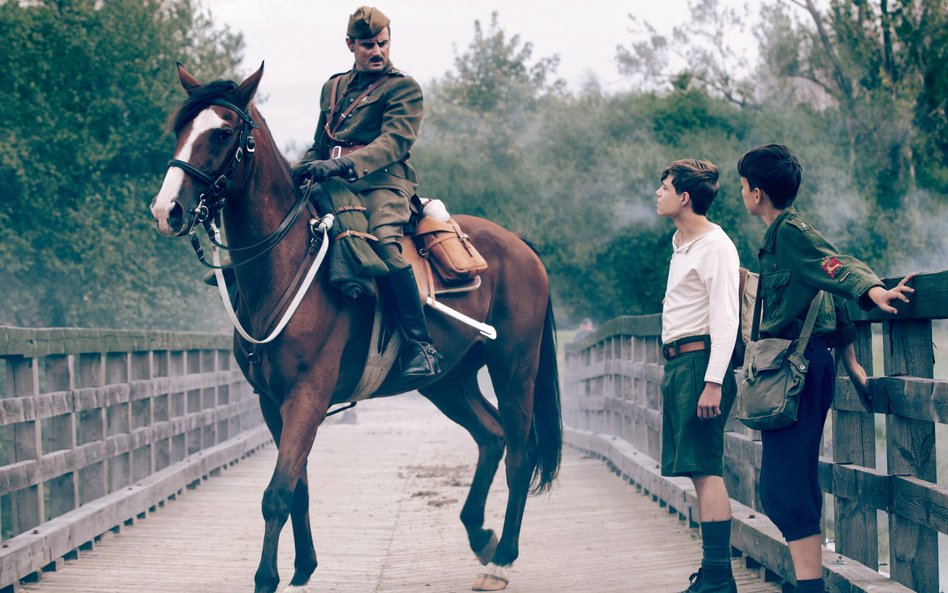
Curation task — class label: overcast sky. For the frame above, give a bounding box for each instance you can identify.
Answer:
[201,0,735,152]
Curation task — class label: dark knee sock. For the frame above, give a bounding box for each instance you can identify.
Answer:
[700,520,733,579]
[795,578,824,593]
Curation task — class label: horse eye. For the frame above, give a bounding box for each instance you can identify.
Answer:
[218,128,234,141]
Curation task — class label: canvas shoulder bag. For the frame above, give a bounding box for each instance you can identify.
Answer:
[734,280,824,431]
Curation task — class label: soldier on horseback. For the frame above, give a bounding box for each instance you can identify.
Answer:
[291,6,441,379]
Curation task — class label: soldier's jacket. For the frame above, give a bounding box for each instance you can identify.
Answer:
[300,65,422,196]
[757,207,883,339]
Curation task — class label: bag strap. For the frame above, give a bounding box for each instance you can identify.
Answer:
[793,291,824,357]
[749,271,765,341]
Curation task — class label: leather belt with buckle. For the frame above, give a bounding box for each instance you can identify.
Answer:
[663,336,710,360]
[330,144,366,159]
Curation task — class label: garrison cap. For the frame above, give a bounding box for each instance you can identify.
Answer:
[347,6,390,39]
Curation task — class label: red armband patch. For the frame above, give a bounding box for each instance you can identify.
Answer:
[821,256,844,278]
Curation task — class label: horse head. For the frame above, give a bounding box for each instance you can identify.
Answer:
[150,63,264,236]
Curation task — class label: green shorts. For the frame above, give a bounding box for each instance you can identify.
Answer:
[660,350,736,478]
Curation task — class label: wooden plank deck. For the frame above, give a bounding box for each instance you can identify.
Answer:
[19,394,780,593]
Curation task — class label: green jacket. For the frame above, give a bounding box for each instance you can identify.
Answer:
[300,65,422,195]
[757,208,883,339]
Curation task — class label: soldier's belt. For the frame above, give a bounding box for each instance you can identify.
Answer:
[330,144,367,159]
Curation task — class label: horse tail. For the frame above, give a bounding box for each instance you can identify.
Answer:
[530,289,563,494]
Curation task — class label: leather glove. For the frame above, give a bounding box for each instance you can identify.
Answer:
[291,157,354,185]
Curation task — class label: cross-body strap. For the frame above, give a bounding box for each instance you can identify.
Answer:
[792,291,824,357]
[749,271,764,342]
[324,71,396,145]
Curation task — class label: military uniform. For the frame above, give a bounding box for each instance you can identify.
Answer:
[299,65,423,271]
[755,206,882,543]
[292,6,440,379]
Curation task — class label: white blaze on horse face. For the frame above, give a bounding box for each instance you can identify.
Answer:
[150,108,227,234]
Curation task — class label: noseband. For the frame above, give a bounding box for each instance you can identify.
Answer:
[167,98,258,235]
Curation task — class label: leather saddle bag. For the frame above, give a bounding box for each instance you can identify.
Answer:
[414,217,488,283]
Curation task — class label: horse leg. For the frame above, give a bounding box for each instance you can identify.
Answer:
[287,466,317,587]
[419,371,505,564]
[470,357,540,591]
[258,394,319,590]
[254,391,327,593]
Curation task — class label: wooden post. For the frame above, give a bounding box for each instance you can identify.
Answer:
[832,323,878,568]
[77,353,107,505]
[646,335,661,460]
[44,355,78,520]
[8,356,43,535]
[883,319,937,593]
[130,351,153,482]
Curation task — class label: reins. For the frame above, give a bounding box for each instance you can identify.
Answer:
[168,97,336,345]
[213,208,334,345]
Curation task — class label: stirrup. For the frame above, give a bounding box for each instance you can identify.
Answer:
[399,341,442,378]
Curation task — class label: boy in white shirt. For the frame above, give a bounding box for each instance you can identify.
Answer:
[657,159,740,593]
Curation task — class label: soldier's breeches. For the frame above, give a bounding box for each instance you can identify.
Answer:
[758,337,834,542]
[372,229,408,272]
[359,188,411,272]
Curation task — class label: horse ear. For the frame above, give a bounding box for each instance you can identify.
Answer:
[177,62,202,95]
[236,62,265,108]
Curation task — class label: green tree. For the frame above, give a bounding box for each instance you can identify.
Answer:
[438,11,565,114]
[417,12,566,236]
[759,0,948,203]
[0,0,243,330]
[616,0,756,107]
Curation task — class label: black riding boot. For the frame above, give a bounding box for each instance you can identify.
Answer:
[385,266,442,378]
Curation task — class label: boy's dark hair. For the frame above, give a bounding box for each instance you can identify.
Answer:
[737,144,802,209]
[661,159,720,216]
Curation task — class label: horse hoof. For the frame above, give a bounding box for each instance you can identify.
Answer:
[472,563,509,591]
[282,585,309,593]
[474,530,499,565]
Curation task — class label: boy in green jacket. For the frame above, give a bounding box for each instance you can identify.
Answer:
[738,144,913,592]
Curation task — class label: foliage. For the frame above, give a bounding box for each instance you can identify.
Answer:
[438,11,566,114]
[616,0,757,108]
[418,20,757,322]
[758,0,948,204]
[0,0,243,330]
[417,6,944,325]
[2,3,943,330]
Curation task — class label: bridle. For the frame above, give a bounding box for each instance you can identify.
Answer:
[166,98,313,271]
[166,96,335,346]
[168,98,257,238]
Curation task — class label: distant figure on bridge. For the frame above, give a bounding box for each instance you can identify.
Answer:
[291,6,441,380]
[655,159,740,593]
[738,143,915,593]
[572,318,595,343]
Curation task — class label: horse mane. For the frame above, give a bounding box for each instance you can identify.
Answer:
[168,79,241,134]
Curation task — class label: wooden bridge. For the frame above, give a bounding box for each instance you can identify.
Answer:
[0,270,944,592]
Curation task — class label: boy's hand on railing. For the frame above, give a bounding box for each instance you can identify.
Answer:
[867,273,916,314]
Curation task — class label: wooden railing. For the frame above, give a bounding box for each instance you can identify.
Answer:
[0,328,269,590]
[563,270,948,593]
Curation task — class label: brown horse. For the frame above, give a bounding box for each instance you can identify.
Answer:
[149,64,561,593]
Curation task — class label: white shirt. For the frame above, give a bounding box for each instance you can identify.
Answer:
[661,224,740,384]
